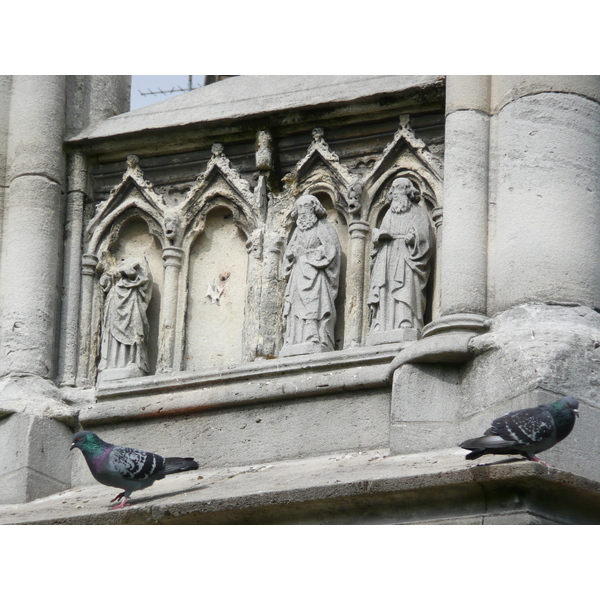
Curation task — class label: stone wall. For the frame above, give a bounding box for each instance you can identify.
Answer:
[1,75,599,523]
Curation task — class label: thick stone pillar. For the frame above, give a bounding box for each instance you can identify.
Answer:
[156,246,184,372]
[345,220,370,347]
[0,76,67,379]
[425,75,491,337]
[390,76,600,465]
[489,75,600,313]
[440,76,490,316]
[0,76,75,504]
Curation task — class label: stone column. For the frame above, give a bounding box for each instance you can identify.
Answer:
[76,253,99,386]
[425,75,491,337]
[57,151,87,386]
[242,230,264,362]
[0,76,67,379]
[344,220,370,347]
[0,76,74,503]
[0,77,11,272]
[257,233,285,358]
[156,246,184,373]
[489,75,600,313]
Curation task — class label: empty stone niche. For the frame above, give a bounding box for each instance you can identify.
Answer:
[185,206,248,369]
[102,217,163,375]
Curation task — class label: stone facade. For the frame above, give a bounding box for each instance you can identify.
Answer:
[0,75,599,523]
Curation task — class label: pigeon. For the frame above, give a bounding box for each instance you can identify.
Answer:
[70,431,199,509]
[460,396,579,466]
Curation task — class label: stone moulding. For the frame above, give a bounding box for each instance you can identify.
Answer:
[386,331,488,381]
[82,343,407,427]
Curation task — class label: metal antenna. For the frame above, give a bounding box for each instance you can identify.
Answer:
[139,76,201,98]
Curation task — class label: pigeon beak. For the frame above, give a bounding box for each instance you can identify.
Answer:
[574,409,580,418]
[70,443,76,451]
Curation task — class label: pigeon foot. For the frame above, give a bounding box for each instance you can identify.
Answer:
[109,499,131,510]
[527,455,552,467]
[110,492,126,503]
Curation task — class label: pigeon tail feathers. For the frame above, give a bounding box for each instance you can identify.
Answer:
[162,457,199,476]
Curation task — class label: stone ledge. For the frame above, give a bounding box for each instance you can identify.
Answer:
[2,447,599,524]
[97,342,405,397]
[83,344,404,427]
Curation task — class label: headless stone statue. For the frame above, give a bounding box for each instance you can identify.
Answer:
[280,195,341,357]
[367,177,433,344]
[98,257,153,383]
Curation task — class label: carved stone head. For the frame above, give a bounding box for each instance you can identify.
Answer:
[164,212,181,243]
[387,177,419,213]
[291,194,327,231]
[347,180,363,215]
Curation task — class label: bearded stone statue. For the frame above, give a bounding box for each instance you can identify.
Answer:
[367,177,434,343]
[280,195,341,357]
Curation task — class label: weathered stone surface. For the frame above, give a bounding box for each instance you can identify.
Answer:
[2,448,600,524]
[0,412,72,504]
[445,75,491,115]
[185,208,249,369]
[391,303,600,482]
[490,92,600,313]
[490,75,600,113]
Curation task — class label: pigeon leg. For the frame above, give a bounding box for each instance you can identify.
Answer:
[110,492,125,503]
[109,496,131,510]
[527,455,552,467]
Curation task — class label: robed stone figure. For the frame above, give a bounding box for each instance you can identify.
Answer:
[98,257,153,382]
[367,177,433,343]
[280,195,341,356]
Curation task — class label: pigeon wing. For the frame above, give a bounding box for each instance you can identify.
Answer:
[490,406,555,445]
[108,446,166,481]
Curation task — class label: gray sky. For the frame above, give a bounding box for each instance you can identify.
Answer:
[130,75,205,110]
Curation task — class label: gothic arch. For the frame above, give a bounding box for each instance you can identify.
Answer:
[85,155,168,256]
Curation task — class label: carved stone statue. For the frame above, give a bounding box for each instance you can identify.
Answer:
[280,195,341,357]
[98,257,153,383]
[367,177,434,344]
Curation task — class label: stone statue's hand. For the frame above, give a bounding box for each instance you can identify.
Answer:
[99,274,112,293]
[405,230,416,245]
[307,246,329,267]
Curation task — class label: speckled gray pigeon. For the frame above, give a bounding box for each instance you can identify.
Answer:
[460,396,579,466]
[70,431,199,509]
